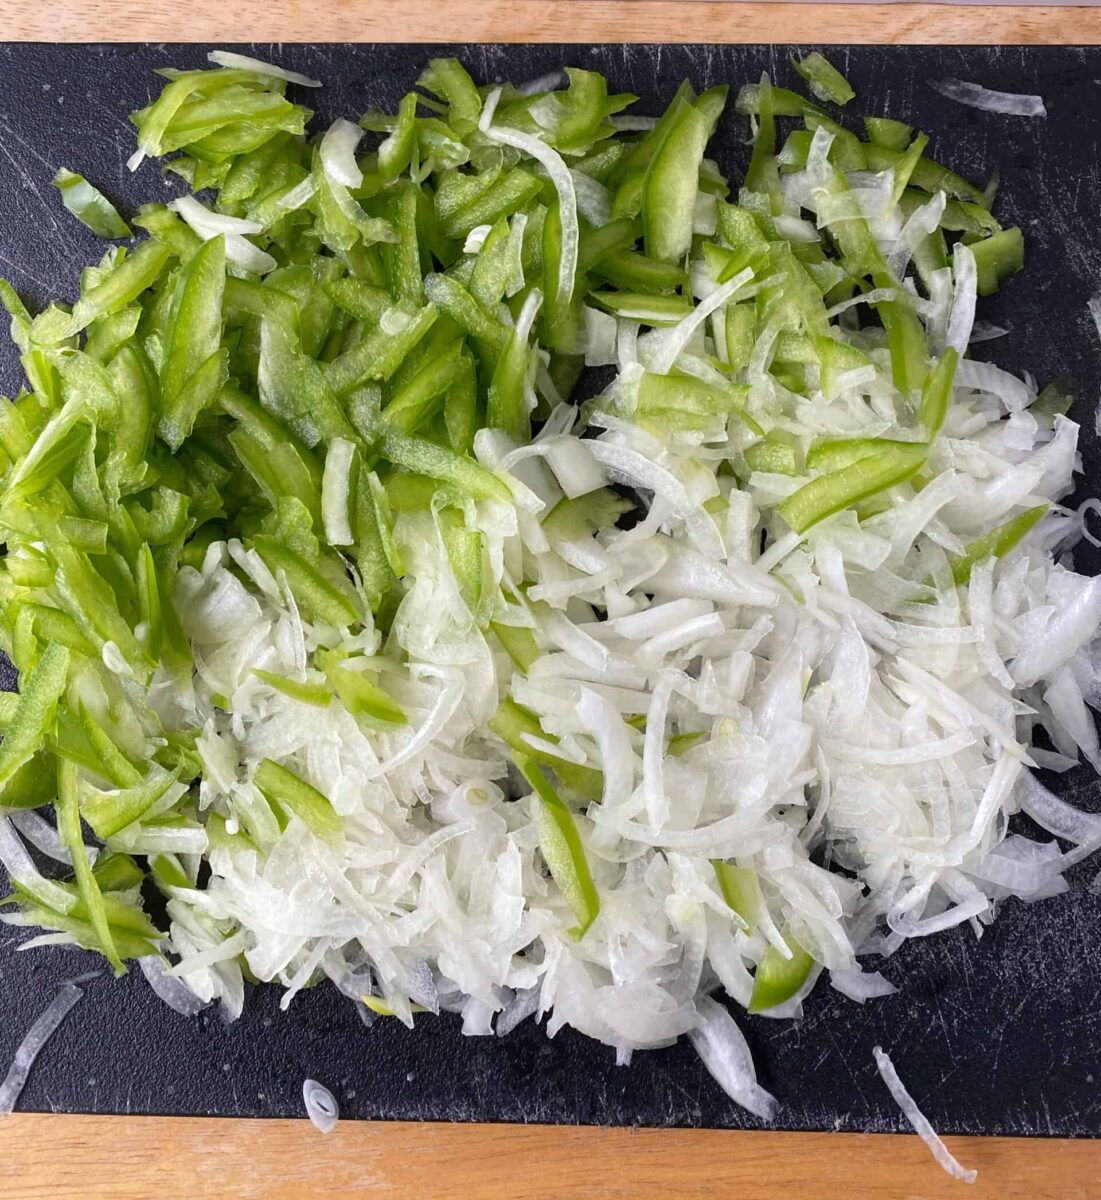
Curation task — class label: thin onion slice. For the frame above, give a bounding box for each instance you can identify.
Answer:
[872,1046,977,1184]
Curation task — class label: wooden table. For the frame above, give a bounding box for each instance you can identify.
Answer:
[2,3,1100,1196]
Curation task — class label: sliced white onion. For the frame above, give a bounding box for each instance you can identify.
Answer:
[689,996,778,1121]
[303,1078,340,1133]
[320,118,365,189]
[929,78,1046,118]
[139,956,210,1017]
[0,983,84,1115]
[207,50,322,88]
[322,437,357,547]
[872,1046,977,1183]
[168,196,276,275]
[481,88,578,311]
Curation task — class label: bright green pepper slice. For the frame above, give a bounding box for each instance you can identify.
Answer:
[748,926,816,1013]
[779,443,928,534]
[515,753,600,940]
[947,504,1049,587]
[253,758,342,838]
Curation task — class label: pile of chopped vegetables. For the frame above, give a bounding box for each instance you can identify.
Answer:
[2,50,1100,1137]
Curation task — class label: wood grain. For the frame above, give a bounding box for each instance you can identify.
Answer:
[0,4,1098,1197]
[0,0,1099,45]
[2,1114,1099,1200]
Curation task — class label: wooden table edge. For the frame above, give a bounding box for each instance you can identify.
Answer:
[0,1,1100,44]
[4,1114,1100,1199]
[0,3,1097,1198]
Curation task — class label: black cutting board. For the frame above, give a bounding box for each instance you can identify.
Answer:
[2,42,1101,1137]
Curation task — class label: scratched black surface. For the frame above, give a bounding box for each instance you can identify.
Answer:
[1,43,1101,1135]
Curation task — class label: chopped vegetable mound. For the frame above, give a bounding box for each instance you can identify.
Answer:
[1,53,1100,1126]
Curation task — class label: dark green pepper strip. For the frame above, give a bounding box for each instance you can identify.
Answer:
[745,440,800,476]
[253,758,342,838]
[324,278,392,326]
[778,443,928,534]
[725,304,756,375]
[351,461,400,605]
[745,73,779,197]
[445,521,492,626]
[864,144,988,207]
[1032,372,1076,423]
[877,296,929,400]
[947,504,1049,587]
[918,348,960,438]
[159,235,228,449]
[489,697,603,802]
[888,133,930,208]
[576,218,639,274]
[106,345,156,491]
[712,860,763,932]
[253,536,360,628]
[515,753,600,940]
[438,168,544,240]
[0,642,69,795]
[590,292,693,323]
[42,522,149,670]
[792,52,855,106]
[79,765,181,842]
[970,227,1024,296]
[748,926,815,1013]
[60,239,173,339]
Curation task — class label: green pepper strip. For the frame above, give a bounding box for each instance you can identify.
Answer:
[748,926,816,1013]
[318,653,406,729]
[712,861,763,933]
[253,758,342,838]
[322,303,438,396]
[57,759,125,973]
[491,622,540,674]
[778,443,928,534]
[384,338,465,435]
[80,768,181,840]
[52,168,132,239]
[918,348,960,438]
[0,642,69,796]
[947,504,1049,587]
[380,431,513,503]
[252,669,332,708]
[792,52,855,107]
[252,536,360,628]
[489,697,603,801]
[971,227,1024,296]
[515,754,600,940]
[642,90,712,264]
